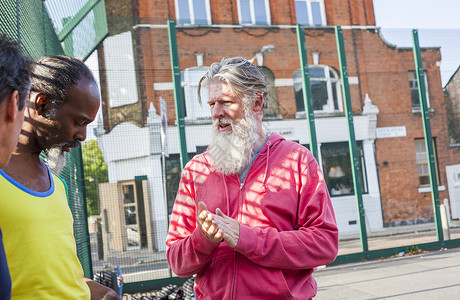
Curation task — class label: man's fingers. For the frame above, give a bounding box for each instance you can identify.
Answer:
[208,223,217,234]
[198,201,207,212]
[215,207,225,217]
[214,229,223,240]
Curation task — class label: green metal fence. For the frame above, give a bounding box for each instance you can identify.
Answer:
[90,19,460,294]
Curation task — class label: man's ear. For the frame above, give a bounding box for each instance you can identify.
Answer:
[5,90,20,122]
[34,93,49,116]
[253,93,264,113]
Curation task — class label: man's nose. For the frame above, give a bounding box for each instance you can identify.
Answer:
[75,127,87,142]
[211,103,224,119]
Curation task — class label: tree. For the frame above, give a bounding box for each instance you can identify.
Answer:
[82,140,108,216]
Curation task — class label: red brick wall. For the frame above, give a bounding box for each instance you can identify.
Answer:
[325,0,375,26]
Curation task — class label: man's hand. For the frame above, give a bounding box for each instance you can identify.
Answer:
[197,201,223,243]
[213,208,240,249]
[84,278,121,300]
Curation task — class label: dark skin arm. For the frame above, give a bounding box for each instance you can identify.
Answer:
[84,278,121,300]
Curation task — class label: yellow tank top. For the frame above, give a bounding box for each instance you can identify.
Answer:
[0,168,90,299]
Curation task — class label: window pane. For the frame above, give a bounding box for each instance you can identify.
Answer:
[311,80,328,110]
[321,142,366,196]
[193,0,208,24]
[240,0,252,24]
[254,0,268,24]
[411,90,420,107]
[181,87,187,117]
[178,0,191,24]
[422,164,429,174]
[417,164,423,175]
[332,82,339,110]
[295,83,305,112]
[165,154,182,216]
[310,67,325,78]
[295,1,309,25]
[415,138,437,187]
[329,69,337,79]
[124,206,137,225]
[311,2,323,25]
[122,185,135,204]
[420,175,430,186]
[409,70,429,108]
[409,71,420,107]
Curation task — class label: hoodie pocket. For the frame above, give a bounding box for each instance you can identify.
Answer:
[236,258,294,299]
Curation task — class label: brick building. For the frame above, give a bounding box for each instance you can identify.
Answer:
[94,0,460,250]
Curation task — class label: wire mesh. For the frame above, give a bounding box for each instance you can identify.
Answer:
[81,15,460,290]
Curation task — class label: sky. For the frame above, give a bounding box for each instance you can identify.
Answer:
[372,0,460,86]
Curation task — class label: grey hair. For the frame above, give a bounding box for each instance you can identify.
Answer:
[198,57,268,108]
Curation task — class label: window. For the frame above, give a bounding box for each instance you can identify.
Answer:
[182,67,211,119]
[121,183,140,247]
[165,153,196,217]
[175,0,211,25]
[295,0,326,26]
[414,138,439,187]
[259,67,279,118]
[294,65,342,113]
[321,142,368,197]
[104,32,138,108]
[408,71,430,109]
[238,0,271,25]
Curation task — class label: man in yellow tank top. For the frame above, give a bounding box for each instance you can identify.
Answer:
[0,55,120,299]
[0,35,30,300]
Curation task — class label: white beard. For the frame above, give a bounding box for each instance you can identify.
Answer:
[45,146,67,175]
[208,110,260,175]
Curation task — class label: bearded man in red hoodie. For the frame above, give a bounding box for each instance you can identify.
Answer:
[166,57,338,300]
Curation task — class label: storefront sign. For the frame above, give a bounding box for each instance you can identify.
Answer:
[376,126,407,138]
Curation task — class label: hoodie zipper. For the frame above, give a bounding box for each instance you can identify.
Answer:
[231,251,238,299]
[231,137,271,299]
[232,179,243,300]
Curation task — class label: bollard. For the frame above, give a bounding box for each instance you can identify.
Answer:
[443,199,451,226]
[440,203,451,240]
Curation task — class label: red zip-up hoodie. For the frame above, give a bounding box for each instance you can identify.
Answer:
[166,133,338,299]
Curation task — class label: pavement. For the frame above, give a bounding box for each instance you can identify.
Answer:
[314,247,460,299]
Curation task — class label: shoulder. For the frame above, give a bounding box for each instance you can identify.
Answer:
[269,134,311,157]
[184,152,211,171]
[50,171,68,197]
[180,152,213,179]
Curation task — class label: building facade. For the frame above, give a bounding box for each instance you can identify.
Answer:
[94,0,460,252]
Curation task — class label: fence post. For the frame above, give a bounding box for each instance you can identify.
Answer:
[335,26,369,256]
[168,19,189,170]
[411,29,444,244]
[296,24,319,161]
[75,145,94,279]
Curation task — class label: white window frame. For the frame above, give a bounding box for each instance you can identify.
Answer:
[294,0,327,26]
[409,70,430,109]
[294,65,342,113]
[175,0,211,25]
[237,0,271,25]
[182,67,211,119]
